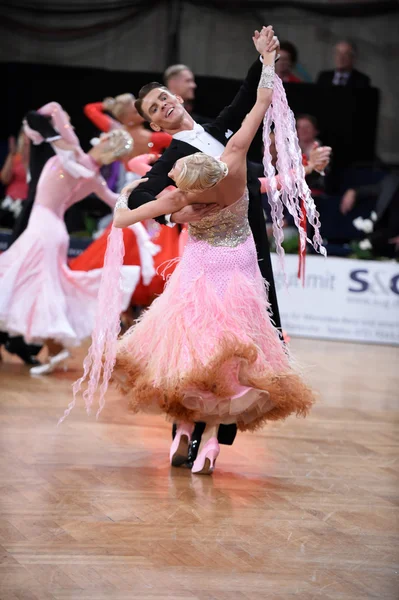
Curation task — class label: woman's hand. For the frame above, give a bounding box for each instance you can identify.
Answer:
[120,178,149,197]
[103,97,115,110]
[252,26,279,56]
[308,143,332,174]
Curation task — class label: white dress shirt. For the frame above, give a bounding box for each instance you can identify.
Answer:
[332,70,351,86]
[173,123,225,157]
[165,123,226,226]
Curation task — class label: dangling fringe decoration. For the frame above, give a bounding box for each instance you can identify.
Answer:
[262,75,326,274]
[58,225,125,424]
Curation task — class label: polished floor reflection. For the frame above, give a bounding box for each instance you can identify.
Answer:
[0,338,398,599]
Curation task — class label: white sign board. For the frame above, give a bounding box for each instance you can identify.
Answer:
[271,254,399,346]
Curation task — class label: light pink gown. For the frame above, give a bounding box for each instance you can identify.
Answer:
[112,190,314,431]
[0,152,140,347]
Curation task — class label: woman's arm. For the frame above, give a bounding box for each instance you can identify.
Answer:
[83,102,116,133]
[114,186,188,228]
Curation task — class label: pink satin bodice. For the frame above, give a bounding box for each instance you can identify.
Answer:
[35,153,117,219]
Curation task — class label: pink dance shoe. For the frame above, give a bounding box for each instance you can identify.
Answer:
[191,437,220,475]
[170,423,194,467]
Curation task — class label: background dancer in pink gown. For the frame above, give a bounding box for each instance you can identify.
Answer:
[0,102,150,376]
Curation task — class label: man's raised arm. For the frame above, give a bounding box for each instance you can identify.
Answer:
[211,26,279,137]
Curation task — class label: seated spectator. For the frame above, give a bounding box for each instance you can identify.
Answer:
[275,41,302,83]
[296,114,321,158]
[340,172,399,258]
[261,130,331,236]
[317,40,370,88]
[296,114,326,196]
[0,132,29,229]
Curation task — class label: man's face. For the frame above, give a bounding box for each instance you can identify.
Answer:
[296,118,317,145]
[169,69,197,101]
[334,42,355,71]
[142,88,186,132]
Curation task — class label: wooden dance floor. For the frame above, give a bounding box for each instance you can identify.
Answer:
[0,338,398,599]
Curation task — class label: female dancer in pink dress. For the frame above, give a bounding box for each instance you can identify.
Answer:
[65,34,325,474]
[0,102,150,375]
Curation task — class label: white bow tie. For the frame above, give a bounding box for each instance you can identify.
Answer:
[185,123,205,141]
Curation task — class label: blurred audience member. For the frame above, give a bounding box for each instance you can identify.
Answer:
[340,172,399,258]
[317,40,370,88]
[164,63,207,123]
[296,114,320,159]
[164,64,196,104]
[0,133,29,229]
[296,114,330,196]
[275,41,302,83]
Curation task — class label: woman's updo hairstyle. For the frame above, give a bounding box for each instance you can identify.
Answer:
[97,129,134,160]
[103,93,135,121]
[175,152,228,193]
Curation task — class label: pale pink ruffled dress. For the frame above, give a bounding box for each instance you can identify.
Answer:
[113,190,314,431]
[0,153,140,347]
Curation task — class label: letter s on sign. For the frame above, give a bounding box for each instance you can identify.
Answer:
[349,269,369,293]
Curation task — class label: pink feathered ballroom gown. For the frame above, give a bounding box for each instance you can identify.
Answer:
[0,152,140,347]
[113,189,314,431]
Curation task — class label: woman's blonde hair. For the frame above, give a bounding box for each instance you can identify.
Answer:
[175,152,228,193]
[104,93,135,121]
[98,129,133,160]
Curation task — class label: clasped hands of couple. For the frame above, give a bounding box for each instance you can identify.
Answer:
[115,25,281,227]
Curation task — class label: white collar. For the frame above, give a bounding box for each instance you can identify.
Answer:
[173,122,205,143]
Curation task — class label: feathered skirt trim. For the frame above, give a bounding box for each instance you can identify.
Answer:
[112,235,314,430]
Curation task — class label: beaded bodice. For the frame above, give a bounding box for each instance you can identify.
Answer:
[188,189,251,248]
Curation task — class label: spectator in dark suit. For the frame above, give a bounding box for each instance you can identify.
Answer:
[317,40,370,88]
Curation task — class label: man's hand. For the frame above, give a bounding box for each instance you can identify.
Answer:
[171,203,220,225]
[148,153,160,165]
[120,177,149,196]
[340,189,357,215]
[252,25,279,55]
[103,97,115,110]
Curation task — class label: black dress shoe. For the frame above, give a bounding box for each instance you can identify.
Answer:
[187,423,206,465]
[27,343,42,357]
[0,331,9,346]
[5,337,41,366]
